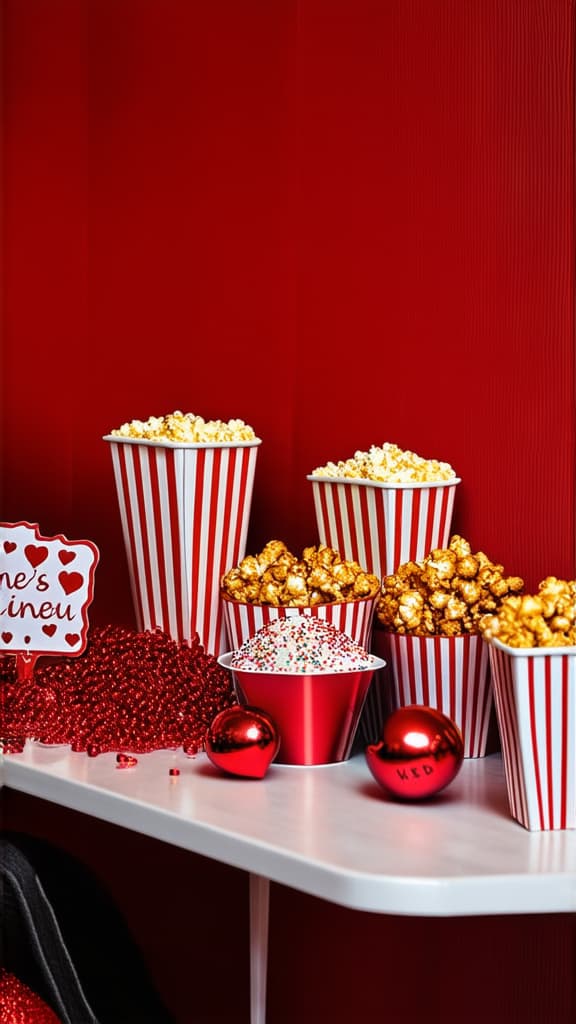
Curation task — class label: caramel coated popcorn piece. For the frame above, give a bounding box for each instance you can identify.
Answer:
[311,442,456,483]
[221,542,380,607]
[110,410,258,443]
[376,535,524,637]
[479,577,576,648]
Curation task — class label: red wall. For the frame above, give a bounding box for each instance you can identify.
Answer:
[2,1,575,1021]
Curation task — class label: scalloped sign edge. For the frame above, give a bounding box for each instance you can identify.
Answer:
[0,521,100,658]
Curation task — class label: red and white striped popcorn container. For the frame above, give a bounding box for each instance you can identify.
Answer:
[488,639,576,831]
[307,475,460,579]
[356,627,396,747]
[104,436,261,656]
[221,591,377,653]
[383,632,492,758]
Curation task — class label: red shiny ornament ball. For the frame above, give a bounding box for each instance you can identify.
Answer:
[365,705,464,800]
[205,705,280,779]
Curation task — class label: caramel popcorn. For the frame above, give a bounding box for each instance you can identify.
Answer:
[110,411,258,443]
[376,535,524,636]
[221,540,380,607]
[479,577,576,648]
[310,442,456,483]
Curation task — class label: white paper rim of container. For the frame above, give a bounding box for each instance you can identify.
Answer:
[102,435,262,449]
[218,651,387,676]
[489,636,576,658]
[305,474,461,489]
[220,592,379,609]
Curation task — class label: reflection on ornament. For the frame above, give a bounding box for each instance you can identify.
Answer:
[365,705,464,800]
[205,705,280,779]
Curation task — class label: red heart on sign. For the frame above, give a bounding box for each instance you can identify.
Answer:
[3,541,16,554]
[1,632,13,643]
[42,624,57,637]
[58,550,76,565]
[58,571,83,595]
[25,544,48,567]
[65,633,80,646]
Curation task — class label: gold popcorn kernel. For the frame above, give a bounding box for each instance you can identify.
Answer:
[376,535,524,637]
[456,556,479,579]
[478,578,576,648]
[259,581,283,606]
[221,540,379,607]
[449,535,472,558]
[238,556,261,581]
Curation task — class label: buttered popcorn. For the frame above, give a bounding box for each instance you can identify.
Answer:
[221,540,380,607]
[376,535,524,636]
[479,577,576,648]
[310,442,456,483]
[110,411,258,443]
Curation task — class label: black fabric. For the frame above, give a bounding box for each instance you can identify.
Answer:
[0,838,98,1024]
[1,833,176,1024]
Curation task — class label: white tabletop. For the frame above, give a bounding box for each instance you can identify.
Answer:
[4,743,576,918]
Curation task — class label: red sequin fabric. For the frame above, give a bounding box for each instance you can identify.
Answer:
[0,971,63,1024]
[0,625,235,756]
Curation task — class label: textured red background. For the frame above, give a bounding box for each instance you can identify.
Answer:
[2,1,575,1021]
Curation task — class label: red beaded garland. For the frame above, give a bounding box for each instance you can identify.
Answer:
[0,625,235,757]
[0,970,63,1023]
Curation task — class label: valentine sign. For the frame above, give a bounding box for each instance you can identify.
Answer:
[0,521,99,657]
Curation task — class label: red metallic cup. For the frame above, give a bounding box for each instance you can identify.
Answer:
[218,652,386,765]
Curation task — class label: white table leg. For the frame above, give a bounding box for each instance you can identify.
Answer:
[249,873,270,1024]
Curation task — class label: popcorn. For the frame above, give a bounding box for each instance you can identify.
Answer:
[311,442,456,483]
[221,540,380,607]
[376,535,524,636]
[479,577,576,648]
[230,617,377,673]
[109,410,258,443]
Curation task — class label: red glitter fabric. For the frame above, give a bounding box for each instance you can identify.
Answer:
[0,971,63,1024]
[0,625,235,756]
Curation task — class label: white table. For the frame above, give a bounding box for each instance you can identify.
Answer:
[4,744,576,1023]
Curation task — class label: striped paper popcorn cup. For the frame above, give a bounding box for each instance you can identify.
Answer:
[104,436,261,656]
[221,591,377,653]
[356,627,397,748]
[307,476,460,579]
[488,639,576,831]
[384,632,492,758]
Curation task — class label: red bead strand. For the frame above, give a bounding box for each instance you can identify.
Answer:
[0,625,235,756]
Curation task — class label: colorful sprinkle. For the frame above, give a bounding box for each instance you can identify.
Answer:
[230,617,376,673]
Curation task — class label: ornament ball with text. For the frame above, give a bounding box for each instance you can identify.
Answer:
[365,705,464,800]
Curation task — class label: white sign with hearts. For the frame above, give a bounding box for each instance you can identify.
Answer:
[0,521,99,657]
